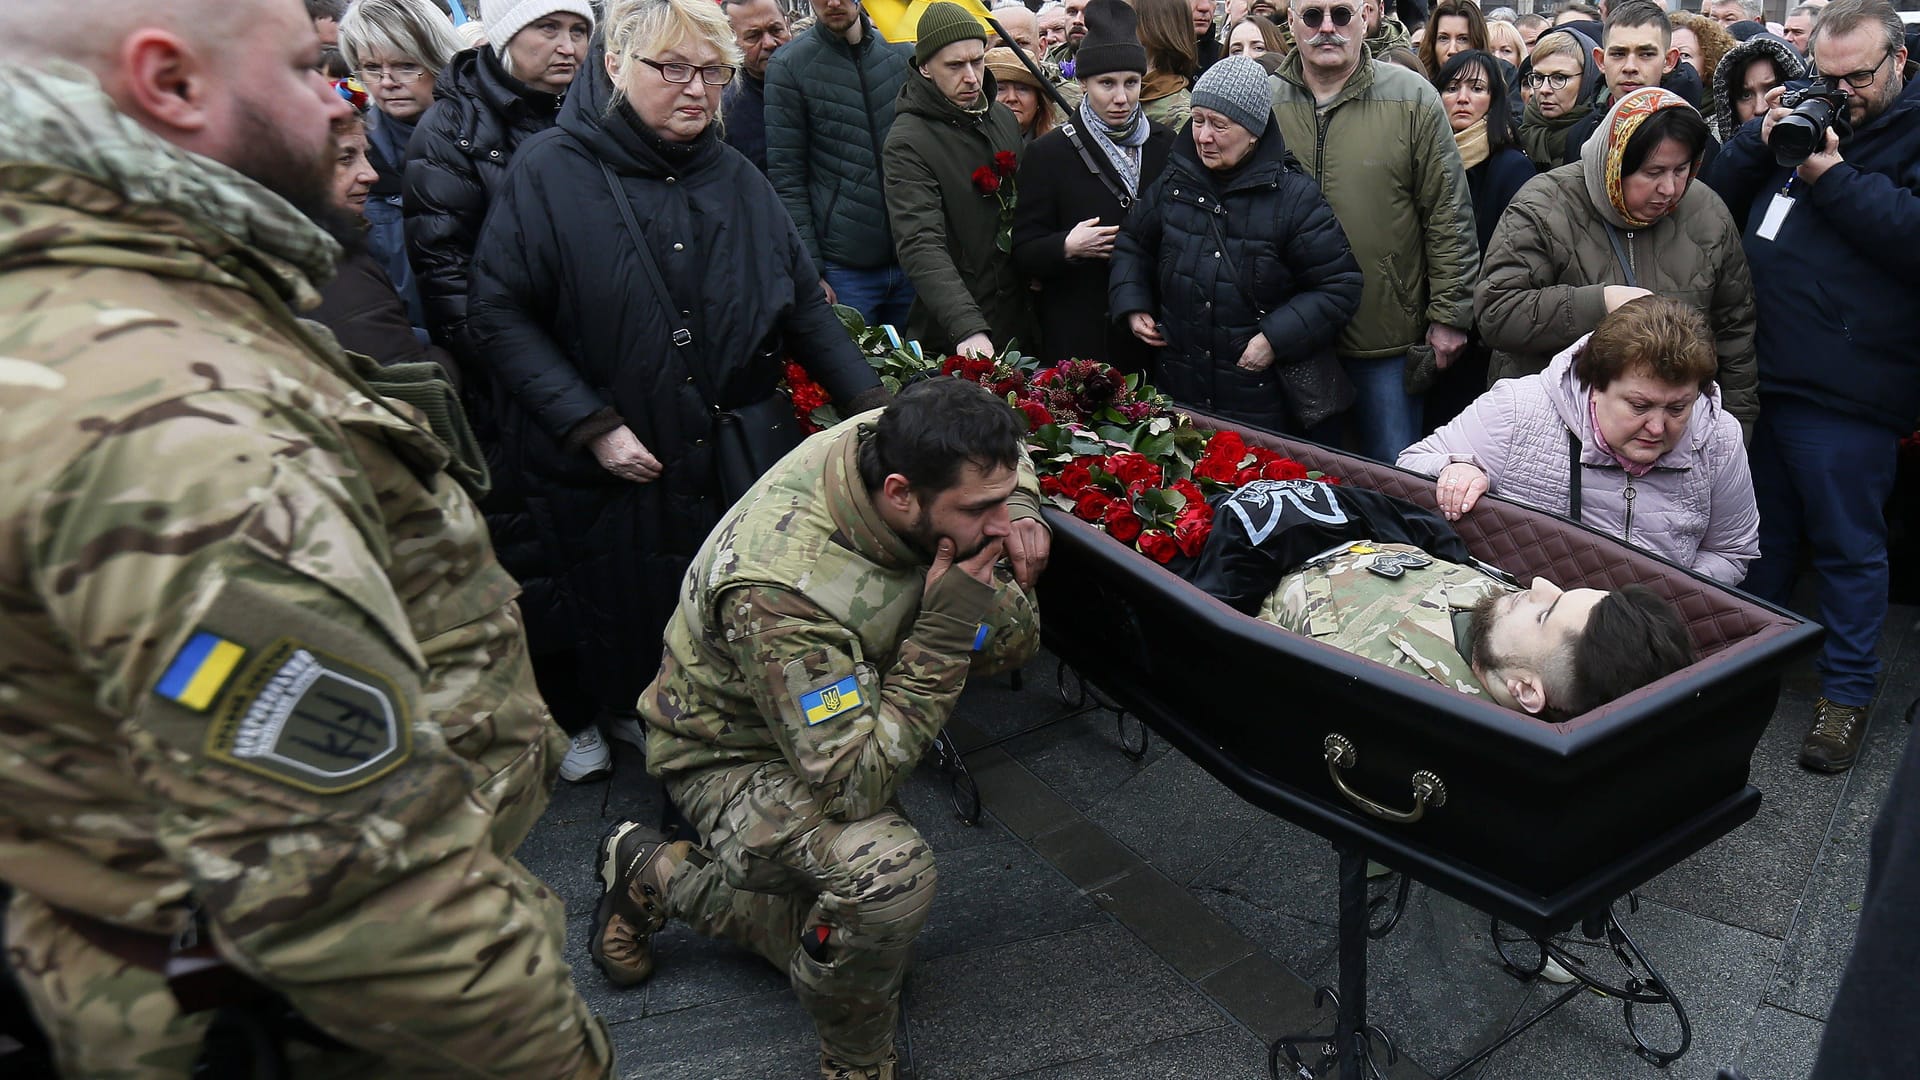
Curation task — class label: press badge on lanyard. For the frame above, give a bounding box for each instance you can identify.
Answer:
[1758,178,1796,242]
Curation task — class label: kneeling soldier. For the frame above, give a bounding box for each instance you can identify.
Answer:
[594,379,1046,1080]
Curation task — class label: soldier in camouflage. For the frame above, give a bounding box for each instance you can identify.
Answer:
[0,1,609,1075]
[594,379,1047,1080]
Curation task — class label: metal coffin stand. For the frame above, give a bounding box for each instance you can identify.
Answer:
[995,423,1822,1078]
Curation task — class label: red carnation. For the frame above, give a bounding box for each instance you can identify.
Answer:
[1103,502,1143,543]
[972,166,1001,194]
[1138,529,1178,564]
[993,150,1019,177]
[1074,490,1116,522]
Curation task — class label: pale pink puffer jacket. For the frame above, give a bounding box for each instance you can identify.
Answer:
[1399,336,1759,584]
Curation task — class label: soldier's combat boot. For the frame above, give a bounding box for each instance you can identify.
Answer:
[1800,697,1869,773]
[590,821,689,986]
[820,1049,897,1080]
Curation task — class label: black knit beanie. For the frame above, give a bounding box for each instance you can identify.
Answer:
[1073,0,1149,78]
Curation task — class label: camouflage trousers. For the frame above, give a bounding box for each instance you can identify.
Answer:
[664,761,938,1066]
[5,892,386,1080]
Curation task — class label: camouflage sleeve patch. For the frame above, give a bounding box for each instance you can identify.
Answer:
[138,577,420,801]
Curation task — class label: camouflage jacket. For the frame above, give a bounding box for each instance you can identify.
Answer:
[1259,541,1512,697]
[641,413,1042,821]
[0,65,605,1075]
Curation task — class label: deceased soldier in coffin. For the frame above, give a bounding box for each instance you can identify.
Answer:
[1178,479,1695,719]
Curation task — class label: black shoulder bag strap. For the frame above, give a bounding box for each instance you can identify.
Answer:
[1603,222,1638,288]
[598,160,723,413]
[1567,430,1584,524]
[1058,119,1134,209]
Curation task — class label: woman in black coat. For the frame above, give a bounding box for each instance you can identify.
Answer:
[1425,49,1532,430]
[1109,57,1363,435]
[467,17,884,736]
[1011,0,1176,373]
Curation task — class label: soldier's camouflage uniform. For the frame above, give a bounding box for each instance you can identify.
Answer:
[638,412,1043,1066]
[0,64,610,1077]
[1260,542,1515,697]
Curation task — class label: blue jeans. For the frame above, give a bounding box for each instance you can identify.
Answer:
[1741,395,1898,707]
[823,261,915,334]
[1340,355,1424,464]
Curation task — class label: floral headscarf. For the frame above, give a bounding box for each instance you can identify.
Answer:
[1581,86,1704,229]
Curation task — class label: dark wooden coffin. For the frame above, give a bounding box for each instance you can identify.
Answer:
[1036,418,1822,936]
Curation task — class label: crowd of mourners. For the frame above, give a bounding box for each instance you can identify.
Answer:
[304,0,1918,783]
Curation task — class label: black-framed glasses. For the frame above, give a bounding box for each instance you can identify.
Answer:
[1523,71,1575,90]
[1822,48,1893,89]
[638,57,737,85]
[356,63,429,84]
[1297,5,1355,28]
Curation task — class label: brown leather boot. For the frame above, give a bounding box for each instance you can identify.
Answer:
[589,821,689,986]
[820,1049,897,1080]
[1800,697,1869,773]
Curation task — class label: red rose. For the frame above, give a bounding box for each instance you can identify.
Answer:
[1192,456,1238,485]
[1234,465,1260,486]
[1261,457,1308,481]
[1102,502,1143,543]
[994,150,1019,177]
[1107,452,1162,492]
[1074,490,1116,521]
[1320,474,1342,485]
[1057,462,1094,498]
[1031,367,1059,387]
[1018,400,1054,431]
[1138,529,1178,563]
[1174,515,1210,557]
[972,166,1001,194]
[1202,431,1247,468]
[1039,475,1063,496]
[963,356,996,379]
[1171,478,1206,508]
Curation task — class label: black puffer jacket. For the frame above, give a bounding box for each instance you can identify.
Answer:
[403,47,565,353]
[466,59,882,711]
[1109,118,1364,432]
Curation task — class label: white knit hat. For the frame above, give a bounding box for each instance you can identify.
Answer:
[482,0,596,56]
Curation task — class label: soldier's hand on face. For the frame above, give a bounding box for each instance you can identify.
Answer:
[1005,517,1052,589]
[926,537,1005,596]
[1435,461,1488,521]
[590,425,664,483]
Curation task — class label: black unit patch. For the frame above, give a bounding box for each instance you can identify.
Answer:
[202,638,411,794]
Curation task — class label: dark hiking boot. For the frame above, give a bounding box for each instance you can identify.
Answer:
[821,1049,897,1080]
[1800,697,1869,773]
[589,821,688,986]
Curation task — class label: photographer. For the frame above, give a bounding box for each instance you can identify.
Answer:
[1702,0,1920,775]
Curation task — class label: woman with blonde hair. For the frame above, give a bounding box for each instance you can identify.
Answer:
[1485,17,1525,68]
[1135,0,1197,129]
[467,0,886,783]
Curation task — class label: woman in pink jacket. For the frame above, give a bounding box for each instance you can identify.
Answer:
[1399,295,1758,584]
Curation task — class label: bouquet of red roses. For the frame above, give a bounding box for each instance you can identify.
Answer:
[972,150,1019,254]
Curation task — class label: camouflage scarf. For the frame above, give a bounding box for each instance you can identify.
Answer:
[0,62,341,304]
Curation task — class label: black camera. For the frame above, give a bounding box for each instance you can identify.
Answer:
[1769,80,1854,167]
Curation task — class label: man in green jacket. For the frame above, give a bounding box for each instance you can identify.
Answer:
[884,2,1038,358]
[767,0,917,328]
[0,1,609,1075]
[593,380,1047,1080]
[1272,0,1479,462]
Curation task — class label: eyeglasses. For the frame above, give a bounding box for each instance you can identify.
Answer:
[356,63,428,84]
[1297,5,1355,29]
[1822,48,1893,89]
[1523,71,1575,90]
[638,57,738,85]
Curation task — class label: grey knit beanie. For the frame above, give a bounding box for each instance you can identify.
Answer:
[1190,56,1273,136]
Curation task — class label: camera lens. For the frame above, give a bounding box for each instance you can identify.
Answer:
[1770,96,1833,167]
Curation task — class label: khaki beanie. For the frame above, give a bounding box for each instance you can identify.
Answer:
[914,2,989,67]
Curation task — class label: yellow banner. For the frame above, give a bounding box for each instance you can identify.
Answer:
[863,0,996,43]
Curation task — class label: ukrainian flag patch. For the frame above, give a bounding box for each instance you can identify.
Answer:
[155,631,247,712]
[972,623,990,651]
[799,675,865,726]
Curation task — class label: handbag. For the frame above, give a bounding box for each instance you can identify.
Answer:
[599,161,803,501]
[1204,211,1355,430]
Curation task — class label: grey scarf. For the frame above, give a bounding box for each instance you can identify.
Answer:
[1078,98,1152,196]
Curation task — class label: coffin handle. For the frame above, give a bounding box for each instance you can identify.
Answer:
[1322,733,1448,825]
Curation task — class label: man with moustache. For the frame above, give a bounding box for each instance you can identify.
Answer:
[724,0,794,171]
[599,378,1045,1080]
[1049,0,1093,63]
[1704,0,1920,774]
[1270,0,1478,463]
[0,0,609,1075]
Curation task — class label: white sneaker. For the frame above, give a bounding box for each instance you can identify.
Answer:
[606,714,647,751]
[559,727,612,782]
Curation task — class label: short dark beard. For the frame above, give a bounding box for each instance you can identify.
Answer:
[906,504,991,562]
[1465,591,1504,670]
[228,98,340,232]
